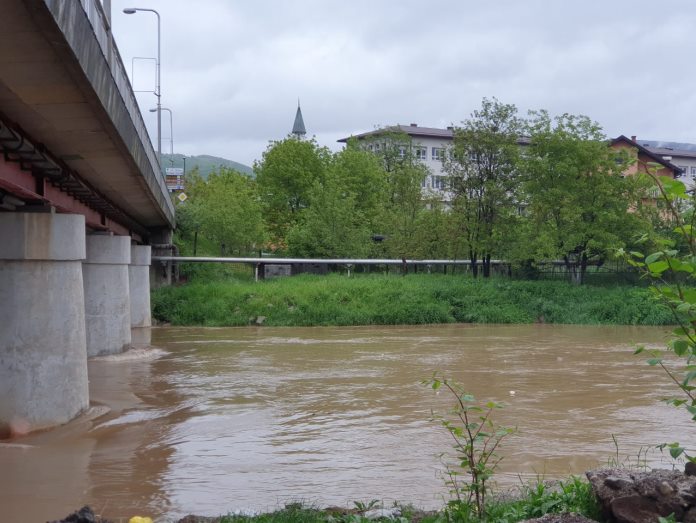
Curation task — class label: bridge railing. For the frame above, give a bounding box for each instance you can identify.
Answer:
[78,0,163,184]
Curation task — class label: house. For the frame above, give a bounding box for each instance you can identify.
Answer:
[610,135,682,181]
[636,139,696,189]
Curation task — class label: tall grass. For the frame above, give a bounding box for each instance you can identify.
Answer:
[151,273,673,327]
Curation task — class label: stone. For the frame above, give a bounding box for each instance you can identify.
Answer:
[686,462,696,477]
[610,495,659,523]
[520,513,598,523]
[587,468,696,523]
[47,505,111,523]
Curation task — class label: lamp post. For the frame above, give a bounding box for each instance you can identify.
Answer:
[150,107,172,154]
[124,7,161,168]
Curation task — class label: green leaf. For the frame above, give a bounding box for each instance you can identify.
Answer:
[648,261,670,274]
[647,358,662,366]
[672,339,690,356]
[669,446,685,459]
[645,252,663,264]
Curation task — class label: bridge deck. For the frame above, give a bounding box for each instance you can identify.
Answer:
[0,0,174,236]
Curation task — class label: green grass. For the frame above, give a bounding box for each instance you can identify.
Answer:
[214,477,600,522]
[151,273,673,327]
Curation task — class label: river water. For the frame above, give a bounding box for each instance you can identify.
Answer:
[0,324,691,522]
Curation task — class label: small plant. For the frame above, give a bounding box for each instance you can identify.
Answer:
[424,373,516,519]
[352,499,380,515]
[623,168,696,462]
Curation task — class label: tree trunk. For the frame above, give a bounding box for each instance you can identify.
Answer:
[470,250,478,278]
[482,254,491,278]
[579,252,588,285]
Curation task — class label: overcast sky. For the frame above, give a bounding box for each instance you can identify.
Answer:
[110,1,696,167]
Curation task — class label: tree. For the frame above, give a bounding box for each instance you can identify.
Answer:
[254,136,330,247]
[358,130,431,259]
[443,98,522,277]
[194,168,266,255]
[286,144,386,258]
[521,112,648,284]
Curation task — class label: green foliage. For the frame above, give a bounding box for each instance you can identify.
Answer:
[444,98,523,278]
[484,477,601,523]
[175,167,265,256]
[424,374,515,519]
[286,145,384,258]
[254,137,331,245]
[521,112,650,284]
[623,170,696,461]
[151,274,673,327]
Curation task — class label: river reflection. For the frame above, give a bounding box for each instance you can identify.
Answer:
[0,324,691,522]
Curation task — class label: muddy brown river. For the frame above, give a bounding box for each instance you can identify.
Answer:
[0,324,691,522]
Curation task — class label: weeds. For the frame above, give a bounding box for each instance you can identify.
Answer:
[424,374,516,519]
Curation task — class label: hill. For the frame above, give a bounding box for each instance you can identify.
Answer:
[161,153,253,179]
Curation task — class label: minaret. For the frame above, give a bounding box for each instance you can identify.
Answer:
[291,100,306,139]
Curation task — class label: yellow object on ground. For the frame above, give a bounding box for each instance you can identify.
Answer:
[129,517,153,523]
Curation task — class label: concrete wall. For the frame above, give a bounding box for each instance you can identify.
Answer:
[0,213,89,436]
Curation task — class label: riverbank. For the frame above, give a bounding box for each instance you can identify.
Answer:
[151,274,673,327]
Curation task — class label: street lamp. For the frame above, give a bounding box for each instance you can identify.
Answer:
[123,7,161,167]
[150,107,172,154]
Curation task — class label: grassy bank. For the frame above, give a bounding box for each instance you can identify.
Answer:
[211,476,599,522]
[151,274,673,327]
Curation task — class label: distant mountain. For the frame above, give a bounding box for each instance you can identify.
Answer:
[639,140,696,152]
[161,153,253,179]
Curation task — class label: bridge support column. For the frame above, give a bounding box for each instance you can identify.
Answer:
[129,245,152,328]
[0,212,89,436]
[83,235,131,357]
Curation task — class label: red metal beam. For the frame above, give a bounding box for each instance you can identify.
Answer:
[0,156,140,241]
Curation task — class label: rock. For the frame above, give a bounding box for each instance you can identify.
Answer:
[520,513,598,523]
[364,507,401,520]
[255,315,266,325]
[587,468,696,523]
[687,462,696,477]
[176,517,220,523]
[610,495,659,523]
[47,506,111,523]
[658,481,674,496]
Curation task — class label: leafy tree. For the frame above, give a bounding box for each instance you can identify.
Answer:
[254,136,330,247]
[443,98,522,277]
[359,130,430,258]
[521,112,649,284]
[286,144,386,258]
[193,167,265,255]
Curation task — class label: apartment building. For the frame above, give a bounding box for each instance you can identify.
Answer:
[338,125,683,198]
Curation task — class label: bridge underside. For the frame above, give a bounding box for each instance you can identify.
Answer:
[0,1,174,436]
[0,0,174,239]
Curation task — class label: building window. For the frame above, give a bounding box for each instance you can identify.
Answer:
[432,176,447,190]
[414,146,427,160]
[691,166,696,176]
[432,147,444,161]
[398,146,407,158]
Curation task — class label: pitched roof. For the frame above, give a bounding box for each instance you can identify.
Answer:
[292,104,306,136]
[611,135,684,176]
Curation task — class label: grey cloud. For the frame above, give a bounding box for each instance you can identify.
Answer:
[111,0,696,165]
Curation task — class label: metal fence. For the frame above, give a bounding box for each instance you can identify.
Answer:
[152,256,643,284]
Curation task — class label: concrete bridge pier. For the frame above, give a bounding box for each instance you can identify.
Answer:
[0,212,89,436]
[83,234,132,357]
[129,245,152,328]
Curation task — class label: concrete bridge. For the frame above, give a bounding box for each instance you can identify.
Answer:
[0,0,175,436]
